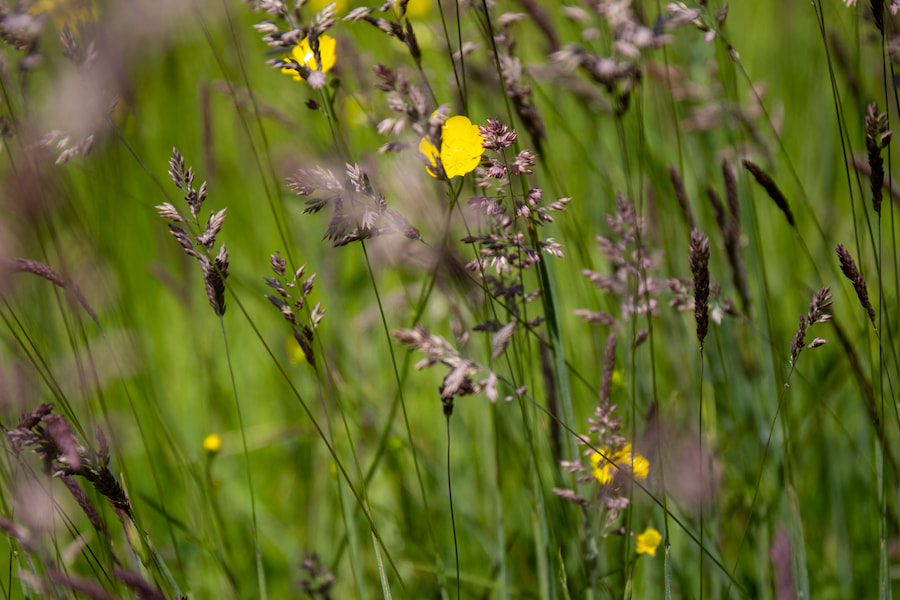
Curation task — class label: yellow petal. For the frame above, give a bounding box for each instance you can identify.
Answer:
[590,449,614,485]
[439,116,484,178]
[418,137,440,178]
[635,528,662,556]
[284,34,337,81]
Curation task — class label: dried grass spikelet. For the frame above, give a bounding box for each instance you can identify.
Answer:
[790,287,832,365]
[264,252,325,368]
[0,257,98,322]
[599,332,617,403]
[871,0,885,34]
[299,551,336,597]
[288,163,422,247]
[60,475,104,531]
[667,165,695,230]
[46,571,118,600]
[742,159,795,227]
[706,186,727,236]
[392,324,506,404]
[158,148,229,316]
[864,102,892,215]
[836,244,877,330]
[722,158,740,222]
[689,229,710,345]
[5,405,132,520]
[720,159,751,312]
[577,192,667,331]
[114,568,167,600]
[847,155,900,207]
[200,245,228,317]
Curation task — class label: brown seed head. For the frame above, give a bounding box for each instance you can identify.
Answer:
[689,229,710,345]
[600,333,617,402]
[742,160,795,227]
[865,102,892,215]
[668,165,695,230]
[836,244,876,328]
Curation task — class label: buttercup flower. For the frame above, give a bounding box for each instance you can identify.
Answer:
[419,115,484,179]
[203,433,222,454]
[635,528,662,556]
[281,35,337,82]
[589,443,649,485]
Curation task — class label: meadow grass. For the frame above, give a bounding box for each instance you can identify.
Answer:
[0,0,898,598]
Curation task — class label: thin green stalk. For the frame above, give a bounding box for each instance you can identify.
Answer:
[358,239,423,598]
[313,350,370,598]
[444,415,460,600]
[201,458,236,583]
[699,353,705,599]
[197,1,298,269]
[217,318,266,600]
[221,281,409,594]
[630,67,672,592]
[664,544,672,600]
[491,404,509,600]
[786,484,810,600]
[435,0,467,113]
[878,439,889,600]
[335,474,369,600]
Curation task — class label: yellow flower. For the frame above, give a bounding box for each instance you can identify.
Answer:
[589,443,649,485]
[635,528,662,556]
[281,34,337,82]
[627,445,650,479]
[203,433,222,454]
[419,115,484,179]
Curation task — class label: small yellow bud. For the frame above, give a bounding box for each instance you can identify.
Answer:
[203,433,222,454]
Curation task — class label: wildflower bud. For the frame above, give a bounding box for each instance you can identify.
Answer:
[203,434,222,454]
